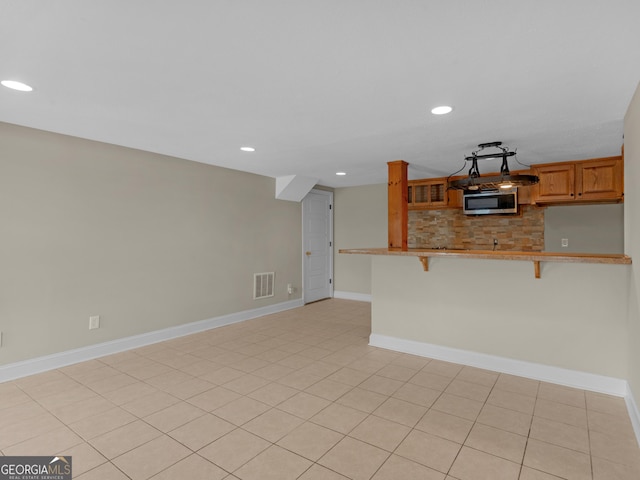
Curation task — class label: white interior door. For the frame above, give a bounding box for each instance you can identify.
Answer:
[302,189,333,304]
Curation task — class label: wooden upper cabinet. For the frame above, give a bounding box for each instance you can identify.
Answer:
[533,163,576,202]
[408,178,456,209]
[533,156,623,204]
[405,155,623,210]
[576,157,623,201]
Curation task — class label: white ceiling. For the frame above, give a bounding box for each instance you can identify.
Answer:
[2,1,640,187]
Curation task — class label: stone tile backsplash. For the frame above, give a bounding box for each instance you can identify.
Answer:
[408,205,545,251]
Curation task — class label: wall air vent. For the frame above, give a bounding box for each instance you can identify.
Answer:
[253,272,275,299]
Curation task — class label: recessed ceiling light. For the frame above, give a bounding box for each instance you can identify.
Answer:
[431,105,453,115]
[336,172,347,176]
[1,80,33,92]
[240,146,255,152]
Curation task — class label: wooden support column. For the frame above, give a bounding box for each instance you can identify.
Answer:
[388,160,408,251]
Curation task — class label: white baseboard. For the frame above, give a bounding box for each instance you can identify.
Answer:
[370,333,640,446]
[333,291,372,302]
[625,384,640,448]
[369,333,627,395]
[0,299,304,383]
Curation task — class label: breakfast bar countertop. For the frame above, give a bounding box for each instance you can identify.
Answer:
[339,248,632,278]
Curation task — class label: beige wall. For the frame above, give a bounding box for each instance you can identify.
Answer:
[0,123,302,365]
[544,203,624,253]
[371,255,629,378]
[333,184,387,295]
[624,82,640,400]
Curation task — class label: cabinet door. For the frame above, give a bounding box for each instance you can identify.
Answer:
[576,158,623,201]
[534,164,575,202]
[409,180,448,208]
[447,188,462,208]
[428,182,447,207]
[412,183,431,207]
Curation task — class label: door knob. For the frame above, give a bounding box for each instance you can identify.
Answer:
[305,251,312,256]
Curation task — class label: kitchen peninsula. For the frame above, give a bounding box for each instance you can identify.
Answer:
[339,158,633,398]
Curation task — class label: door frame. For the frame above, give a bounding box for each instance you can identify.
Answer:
[302,188,334,304]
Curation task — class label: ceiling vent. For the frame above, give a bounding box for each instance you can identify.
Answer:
[254,272,275,299]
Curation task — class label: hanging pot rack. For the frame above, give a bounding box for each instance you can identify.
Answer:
[448,141,539,191]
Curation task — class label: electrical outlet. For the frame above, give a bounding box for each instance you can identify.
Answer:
[287,283,293,294]
[561,238,569,248]
[89,315,100,330]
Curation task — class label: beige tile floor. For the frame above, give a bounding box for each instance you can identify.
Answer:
[1,298,640,479]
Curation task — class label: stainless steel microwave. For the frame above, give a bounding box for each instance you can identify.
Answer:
[463,188,518,215]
